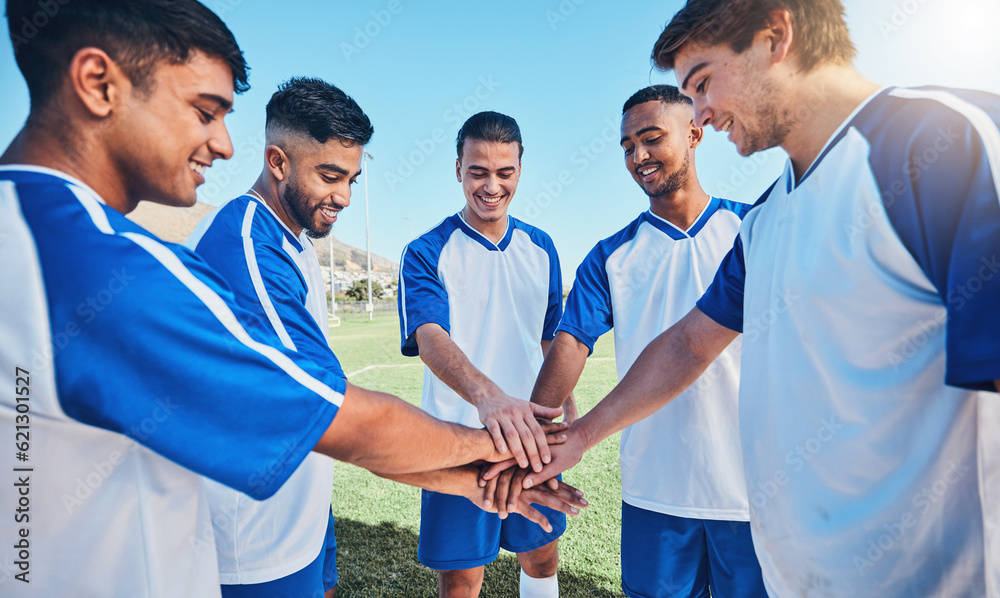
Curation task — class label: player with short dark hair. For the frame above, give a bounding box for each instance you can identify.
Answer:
[185,77,373,598]
[498,1,1000,596]
[399,111,567,598]
[530,84,766,598]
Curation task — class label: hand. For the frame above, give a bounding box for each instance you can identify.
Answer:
[482,423,587,491]
[476,392,563,473]
[471,468,587,533]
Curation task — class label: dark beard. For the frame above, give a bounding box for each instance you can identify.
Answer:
[645,151,689,199]
[283,178,331,239]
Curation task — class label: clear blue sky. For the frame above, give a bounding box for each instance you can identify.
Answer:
[2,0,999,281]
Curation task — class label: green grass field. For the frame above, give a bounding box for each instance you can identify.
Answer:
[327,316,627,597]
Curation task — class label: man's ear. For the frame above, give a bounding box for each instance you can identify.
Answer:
[763,8,794,65]
[455,158,462,182]
[265,145,290,181]
[688,120,704,148]
[67,47,126,118]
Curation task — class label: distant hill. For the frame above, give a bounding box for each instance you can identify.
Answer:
[126,201,399,274]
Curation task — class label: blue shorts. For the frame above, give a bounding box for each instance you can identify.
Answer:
[621,503,766,598]
[221,510,338,598]
[418,489,566,570]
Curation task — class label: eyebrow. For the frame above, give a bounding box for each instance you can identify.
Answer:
[199,93,233,113]
[468,165,517,173]
[316,163,353,176]
[680,62,710,92]
[620,126,664,146]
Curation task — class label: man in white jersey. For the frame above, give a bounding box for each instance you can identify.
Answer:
[0,2,584,596]
[184,78,376,598]
[491,1,1000,596]
[398,111,566,598]
[530,84,765,598]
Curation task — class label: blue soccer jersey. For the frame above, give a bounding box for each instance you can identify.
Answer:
[697,87,1000,597]
[560,199,751,520]
[398,212,562,427]
[0,167,344,597]
[186,194,341,585]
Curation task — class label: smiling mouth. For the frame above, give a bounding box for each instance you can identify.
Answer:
[477,194,506,206]
[188,160,207,176]
[720,118,734,133]
[318,205,339,223]
[637,164,661,179]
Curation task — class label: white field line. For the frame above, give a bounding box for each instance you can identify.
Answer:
[345,363,423,379]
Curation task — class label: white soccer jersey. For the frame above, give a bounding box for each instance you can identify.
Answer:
[398,213,562,427]
[559,199,751,520]
[698,87,1000,597]
[186,195,338,584]
[0,167,345,597]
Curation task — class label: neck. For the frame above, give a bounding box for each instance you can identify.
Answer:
[1,119,135,214]
[461,206,508,244]
[779,65,881,181]
[250,172,302,236]
[647,174,711,231]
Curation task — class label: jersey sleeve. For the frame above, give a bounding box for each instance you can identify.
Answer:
[558,243,613,354]
[697,227,748,333]
[542,235,563,341]
[27,199,344,501]
[193,218,346,380]
[398,238,450,356]
[866,89,1000,390]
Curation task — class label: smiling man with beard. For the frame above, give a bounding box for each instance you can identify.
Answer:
[529,85,765,598]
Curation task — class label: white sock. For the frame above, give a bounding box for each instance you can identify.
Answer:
[519,568,558,598]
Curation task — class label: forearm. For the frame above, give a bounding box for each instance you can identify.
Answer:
[314,383,500,474]
[530,331,589,409]
[416,323,501,406]
[575,307,737,451]
[377,465,480,496]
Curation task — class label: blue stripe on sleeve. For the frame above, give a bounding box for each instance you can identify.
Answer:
[398,218,456,356]
[857,87,1000,390]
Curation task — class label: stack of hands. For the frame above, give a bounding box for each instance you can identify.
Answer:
[467,398,589,533]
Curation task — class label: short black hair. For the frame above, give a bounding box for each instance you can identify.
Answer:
[265,77,373,146]
[623,85,692,115]
[456,111,523,161]
[6,0,249,110]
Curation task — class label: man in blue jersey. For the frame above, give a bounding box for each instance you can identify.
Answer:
[398,111,566,598]
[493,1,1000,596]
[184,77,373,598]
[0,2,583,596]
[529,85,766,598]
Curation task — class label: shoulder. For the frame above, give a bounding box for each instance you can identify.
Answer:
[402,214,462,262]
[853,87,1000,166]
[510,216,554,247]
[715,198,755,220]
